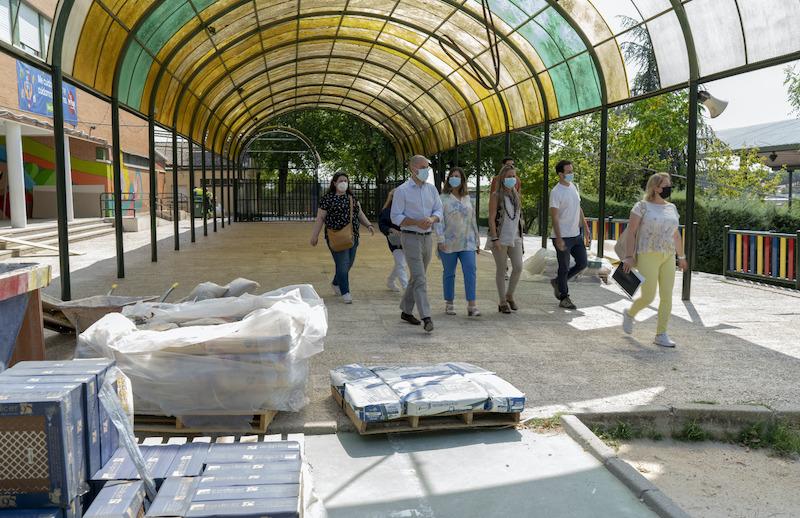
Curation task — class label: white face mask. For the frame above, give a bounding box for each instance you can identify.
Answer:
[336,181,348,192]
[416,167,430,182]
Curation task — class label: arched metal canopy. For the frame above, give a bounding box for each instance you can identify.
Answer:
[52,0,800,159]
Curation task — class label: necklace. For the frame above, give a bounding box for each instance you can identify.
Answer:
[503,193,518,221]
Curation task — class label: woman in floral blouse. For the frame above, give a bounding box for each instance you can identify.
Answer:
[435,167,481,317]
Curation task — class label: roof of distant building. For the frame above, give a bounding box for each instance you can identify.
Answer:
[715,119,800,152]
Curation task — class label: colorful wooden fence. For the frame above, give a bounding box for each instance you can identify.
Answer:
[585,217,687,243]
[723,227,800,289]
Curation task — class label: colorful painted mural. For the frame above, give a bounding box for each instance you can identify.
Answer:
[1,136,146,217]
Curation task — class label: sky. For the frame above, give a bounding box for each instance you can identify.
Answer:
[704,60,799,132]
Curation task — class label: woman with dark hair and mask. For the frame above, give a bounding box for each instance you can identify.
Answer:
[310,172,374,303]
[621,173,688,347]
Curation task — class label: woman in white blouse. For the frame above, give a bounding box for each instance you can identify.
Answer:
[488,167,524,314]
[622,173,688,347]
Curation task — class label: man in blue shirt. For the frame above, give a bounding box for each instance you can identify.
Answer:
[391,155,444,332]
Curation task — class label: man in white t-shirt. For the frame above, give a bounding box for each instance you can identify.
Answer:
[549,160,590,309]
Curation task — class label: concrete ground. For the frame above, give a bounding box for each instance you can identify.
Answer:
[305,429,656,517]
[15,220,800,431]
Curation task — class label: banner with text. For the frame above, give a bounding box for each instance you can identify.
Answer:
[16,60,78,126]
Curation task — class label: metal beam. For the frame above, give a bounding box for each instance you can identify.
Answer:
[172,129,180,250]
[541,120,550,249]
[597,108,608,258]
[188,137,196,242]
[111,98,125,278]
[683,81,699,301]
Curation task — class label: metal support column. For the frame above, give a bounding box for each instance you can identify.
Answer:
[211,152,217,232]
[52,65,71,300]
[541,121,551,249]
[188,138,196,243]
[172,129,180,250]
[111,98,125,278]
[227,161,232,226]
[220,159,225,229]
[475,139,481,227]
[201,147,208,236]
[148,115,158,261]
[789,170,793,209]
[505,131,511,156]
[682,81,699,301]
[597,108,609,258]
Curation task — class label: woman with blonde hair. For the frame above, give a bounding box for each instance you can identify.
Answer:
[622,173,688,347]
[488,166,524,314]
[379,188,408,292]
[435,167,481,316]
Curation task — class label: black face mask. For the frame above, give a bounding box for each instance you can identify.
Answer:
[660,186,672,199]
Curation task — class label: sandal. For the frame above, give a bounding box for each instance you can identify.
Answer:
[498,303,512,314]
[506,297,518,311]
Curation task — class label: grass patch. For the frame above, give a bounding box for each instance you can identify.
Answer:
[591,421,663,448]
[673,420,709,442]
[525,414,562,432]
[738,422,800,457]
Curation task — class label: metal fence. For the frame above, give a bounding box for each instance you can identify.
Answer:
[100,192,138,218]
[723,227,799,289]
[235,179,403,221]
[585,217,688,242]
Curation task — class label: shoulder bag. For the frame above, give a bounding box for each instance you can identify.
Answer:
[614,201,647,266]
[327,196,355,252]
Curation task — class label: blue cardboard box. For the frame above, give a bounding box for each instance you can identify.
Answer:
[202,459,302,476]
[145,477,198,517]
[191,483,300,502]
[185,497,299,518]
[165,443,209,478]
[0,373,102,477]
[92,445,179,489]
[197,471,300,488]
[0,385,86,509]
[84,480,145,518]
[4,360,119,466]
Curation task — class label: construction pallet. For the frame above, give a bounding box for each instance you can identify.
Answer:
[331,385,520,435]
[134,410,278,435]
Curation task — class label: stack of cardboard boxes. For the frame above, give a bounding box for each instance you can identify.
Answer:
[0,359,120,517]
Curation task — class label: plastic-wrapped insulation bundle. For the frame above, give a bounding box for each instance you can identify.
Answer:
[76,285,326,429]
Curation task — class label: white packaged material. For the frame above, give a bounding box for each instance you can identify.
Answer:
[372,364,458,383]
[466,374,526,413]
[76,286,327,417]
[330,364,377,396]
[344,377,403,423]
[387,375,489,416]
[224,278,261,297]
[442,362,492,375]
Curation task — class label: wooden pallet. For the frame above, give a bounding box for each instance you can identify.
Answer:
[332,385,520,435]
[134,410,277,435]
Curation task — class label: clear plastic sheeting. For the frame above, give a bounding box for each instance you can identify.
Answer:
[76,285,327,422]
[178,277,261,302]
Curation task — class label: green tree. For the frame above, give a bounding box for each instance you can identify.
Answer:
[785,63,800,116]
[700,138,782,198]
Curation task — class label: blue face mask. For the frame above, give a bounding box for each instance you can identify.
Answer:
[503,177,517,189]
[448,176,462,188]
[564,173,574,183]
[416,167,430,182]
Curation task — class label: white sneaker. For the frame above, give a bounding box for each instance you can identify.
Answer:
[445,303,456,315]
[387,279,400,292]
[332,284,341,296]
[623,310,634,335]
[342,293,352,304]
[654,333,676,348]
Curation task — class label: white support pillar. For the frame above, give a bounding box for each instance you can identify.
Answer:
[63,135,74,222]
[5,121,26,228]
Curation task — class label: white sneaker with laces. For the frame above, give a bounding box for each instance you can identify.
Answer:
[654,333,676,348]
[332,284,341,296]
[623,310,634,335]
[445,303,456,315]
[342,293,352,304]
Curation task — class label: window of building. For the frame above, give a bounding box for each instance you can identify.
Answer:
[1,1,51,59]
[96,147,109,161]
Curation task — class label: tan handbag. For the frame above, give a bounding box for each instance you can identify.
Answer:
[327,196,355,252]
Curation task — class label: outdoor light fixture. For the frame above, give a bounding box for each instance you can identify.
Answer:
[698,90,728,118]
[769,152,778,162]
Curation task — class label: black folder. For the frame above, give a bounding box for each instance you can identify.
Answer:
[613,264,645,298]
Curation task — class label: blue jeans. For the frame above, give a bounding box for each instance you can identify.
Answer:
[440,250,477,302]
[553,235,587,299]
[329,240,358,295]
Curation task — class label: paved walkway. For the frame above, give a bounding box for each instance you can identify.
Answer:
[14,220,800,431]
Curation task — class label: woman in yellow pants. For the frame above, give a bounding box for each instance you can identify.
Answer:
[621,173,688,347]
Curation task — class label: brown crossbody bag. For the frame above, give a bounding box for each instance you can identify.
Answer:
[328,196,355,252]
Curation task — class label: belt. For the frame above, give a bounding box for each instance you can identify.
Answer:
[401,229,431,236]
